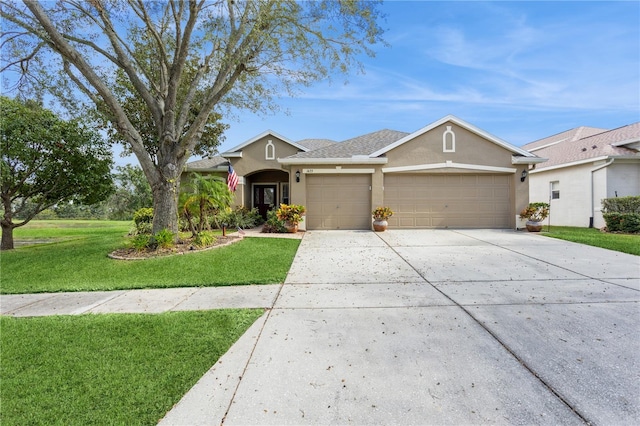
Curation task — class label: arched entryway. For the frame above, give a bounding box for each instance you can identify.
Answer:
[245,169,290,219]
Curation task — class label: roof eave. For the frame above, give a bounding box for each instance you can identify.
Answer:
[528,155,640,173]
[512,156,548,165]
[184,165,228,173]
[220,152,242,158]
[278,157,388,165]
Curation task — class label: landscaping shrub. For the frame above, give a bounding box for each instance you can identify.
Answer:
[602,212,640,233]
[602,196,640,233]
[132,207,153,235]
[193,231,216,248]
[152,228,175,249]
[262,209,287,233]
[602,196,640,213]
[128,233,151,252]
[215,207,263,229]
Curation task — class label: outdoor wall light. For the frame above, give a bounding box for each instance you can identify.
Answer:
[295,170,301,183]
[520,169,528,182]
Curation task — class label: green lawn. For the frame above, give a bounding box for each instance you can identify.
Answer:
[1,220,300,294]
[542,226,640,256]
[0,310,264,425]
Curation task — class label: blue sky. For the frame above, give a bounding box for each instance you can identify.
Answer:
[108,1,640,166]
[213,0,639,153]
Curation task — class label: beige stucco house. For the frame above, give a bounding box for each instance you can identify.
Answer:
[184,115,545,230]
[522,122,640,228]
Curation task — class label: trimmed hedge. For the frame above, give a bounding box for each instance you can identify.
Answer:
[602,196,640,213]
[602,196,640,233]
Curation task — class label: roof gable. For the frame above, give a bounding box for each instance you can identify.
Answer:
[221,130,308,156]
[369,115,536,158]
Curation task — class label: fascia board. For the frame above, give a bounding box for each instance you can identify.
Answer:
[369,114,536,158]
[302,168,376,174]
[278,157,388,165]
[382,161,516,174]
[529,155,611,173]
[184,166,228,172]
[220,152,242,158]
[512,156,548,165]
[611,138,640,148]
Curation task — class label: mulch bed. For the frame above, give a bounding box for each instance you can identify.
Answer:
[108,235,242,260]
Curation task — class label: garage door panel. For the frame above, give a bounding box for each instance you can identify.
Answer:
[306,174,371,230]
[384,173,511,229]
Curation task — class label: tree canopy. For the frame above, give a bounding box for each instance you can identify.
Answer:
[0,96,114,250]
[0,0,386,236]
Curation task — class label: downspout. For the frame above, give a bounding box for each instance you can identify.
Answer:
[589,158,614,228]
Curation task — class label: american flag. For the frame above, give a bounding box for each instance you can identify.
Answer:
[227,164,238,192]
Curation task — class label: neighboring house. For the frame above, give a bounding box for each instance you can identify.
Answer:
[521,122,640,228]
[184,115,544,230]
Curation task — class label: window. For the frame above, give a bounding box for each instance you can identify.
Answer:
[442,125,456,152]
[281,183,289,204]
[551,181,560,199]
[265,140,275,160]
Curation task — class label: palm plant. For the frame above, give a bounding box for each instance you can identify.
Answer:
[180,173,233,236]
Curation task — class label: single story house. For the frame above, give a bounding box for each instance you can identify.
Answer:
[521,122,640,228]
[184,115,545,230]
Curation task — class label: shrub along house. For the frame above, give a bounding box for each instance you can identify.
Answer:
[184,115,545,230]
[521,122,640,228]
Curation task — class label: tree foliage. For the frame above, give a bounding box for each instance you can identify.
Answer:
[1,0,385,238]
[106,165,153,220]
[0,96,114,250]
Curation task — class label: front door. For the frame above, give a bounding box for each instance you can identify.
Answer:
[254,185,277,219]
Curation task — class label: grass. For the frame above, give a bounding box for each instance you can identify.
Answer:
[0,310,264,425]
[542,226,640,256]
[1,220,300,294]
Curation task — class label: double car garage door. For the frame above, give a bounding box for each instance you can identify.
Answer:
[306,173,512,230]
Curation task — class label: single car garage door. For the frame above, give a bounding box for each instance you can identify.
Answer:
[306,174,371,229]
[384,174,512,228]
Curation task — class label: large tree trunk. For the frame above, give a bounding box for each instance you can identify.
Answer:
[152,178,180,236]
[1,221,15,250]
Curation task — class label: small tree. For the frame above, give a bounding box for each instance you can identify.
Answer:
[180,173,232,237]
[0,96,114,250]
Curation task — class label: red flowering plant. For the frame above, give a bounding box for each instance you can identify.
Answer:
[372,206,393,221]
[276,204,306,225]
[519,202,549,222]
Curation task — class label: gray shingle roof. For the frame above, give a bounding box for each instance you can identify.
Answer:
[184,155,228,171]
[288,129,409,159]
[523,126,606,151]
[522,122,640,170]
[296,138,337,151]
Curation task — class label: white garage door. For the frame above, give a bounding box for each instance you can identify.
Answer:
[384,174,512,228]
[306,174,371,230]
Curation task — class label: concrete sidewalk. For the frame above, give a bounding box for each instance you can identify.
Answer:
[2,229,639,425]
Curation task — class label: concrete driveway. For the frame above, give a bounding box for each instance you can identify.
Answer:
[161,229,640,425]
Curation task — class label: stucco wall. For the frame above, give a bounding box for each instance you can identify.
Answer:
[607,161,640,198]
[530,160,640,228]
[384,123,516,169]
